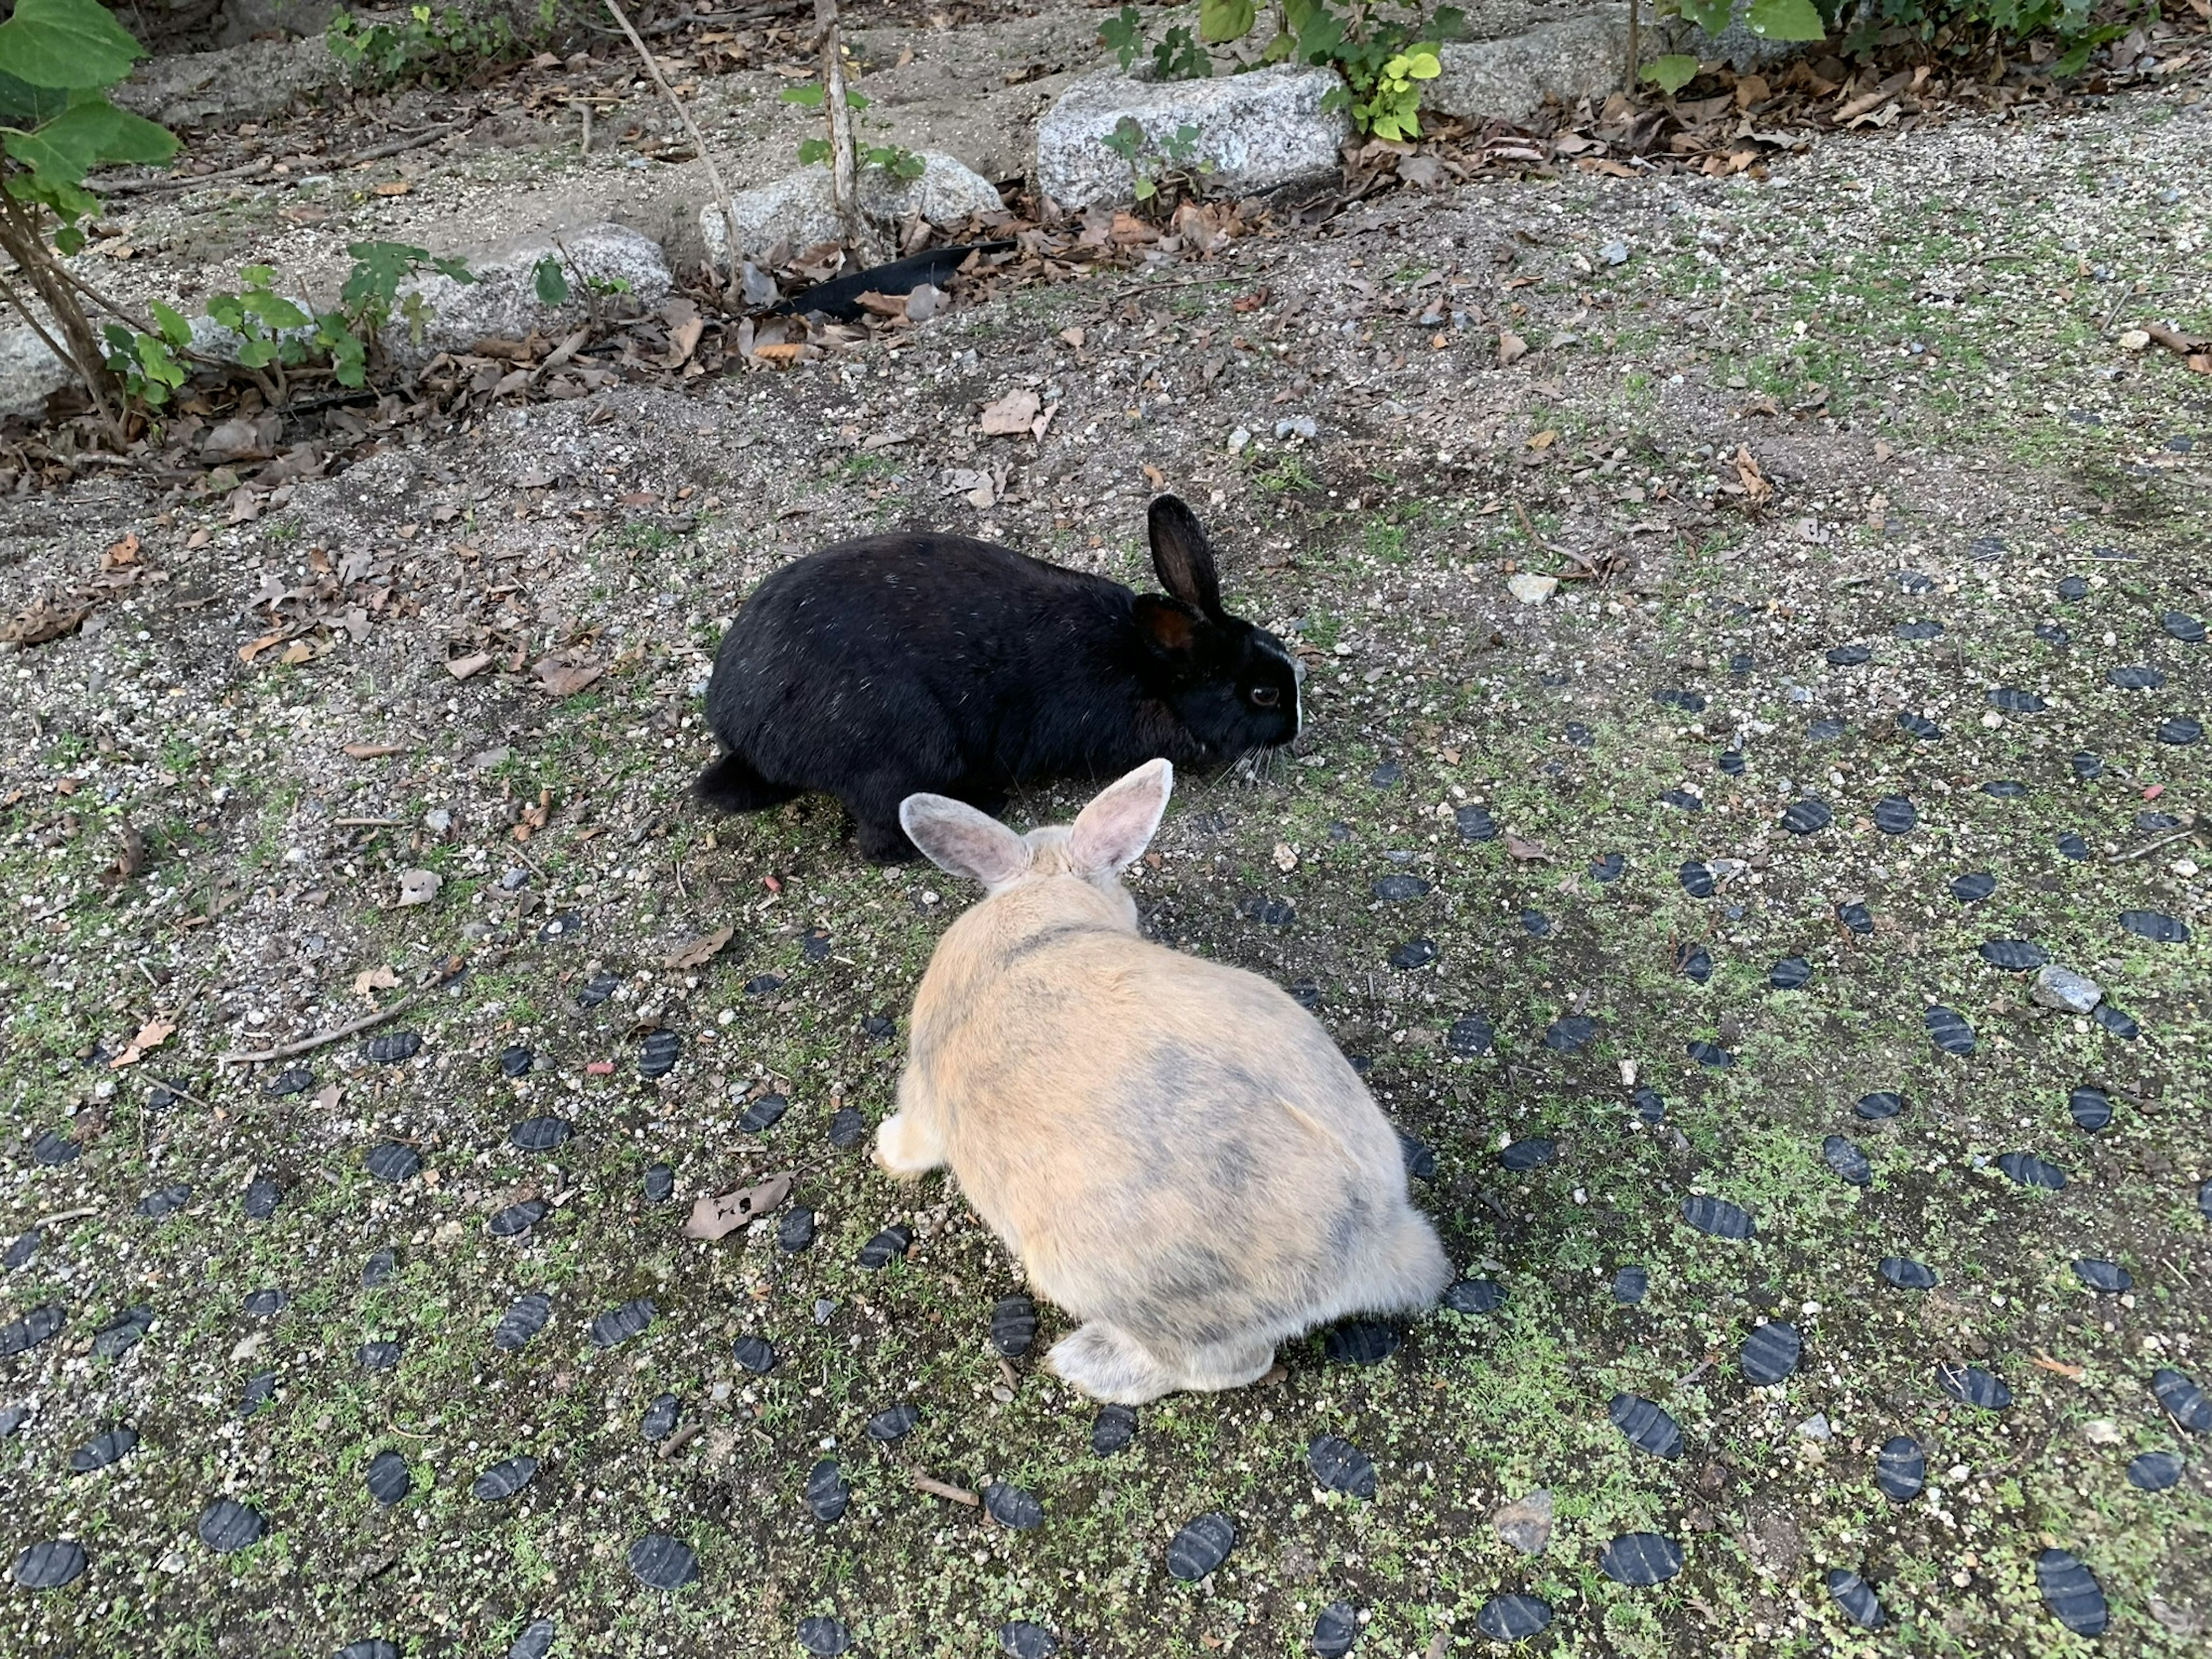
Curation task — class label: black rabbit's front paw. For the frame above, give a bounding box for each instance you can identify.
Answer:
[856,819,920,863]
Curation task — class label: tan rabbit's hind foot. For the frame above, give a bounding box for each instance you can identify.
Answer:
[1046,1322,1180,1405]
[872,1112,946,1180]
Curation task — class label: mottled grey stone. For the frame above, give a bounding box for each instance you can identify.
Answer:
[1035,67,1348,211]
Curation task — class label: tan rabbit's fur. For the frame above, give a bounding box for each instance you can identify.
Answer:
[878,759,1452,1404]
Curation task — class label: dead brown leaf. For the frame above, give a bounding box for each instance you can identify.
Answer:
[1505,834,1552,862]
[668,314,706,366]
[1734,445,1774,507]
[373,179,412,196]
[683,1171,794,1241]
[114,819,146,881]
[533,656,607,698]
[342,743,406,759]
[662,923,734,971]
[2031,1352,2086,1381]
[445,652,495,681]
[978,388,1043,436]
[1497,330,1528,367]
[1,594,95,647]
[109,1017,175,1067]
[353,964,402,998]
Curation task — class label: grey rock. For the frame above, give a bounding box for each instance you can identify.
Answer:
[1035,68,1348,211]
[392,223,673,362]
[219,0,343,46]
[1430,12,1652,127]
[2032,965,2103,1014]
[0,327,73,421]
[111,36,342,130]
[699,154,1003,268]
[1491,1487,1554,1554]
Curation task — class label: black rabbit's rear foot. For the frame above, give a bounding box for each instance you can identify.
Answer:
[855,816,920,863]
[695,751,803,813]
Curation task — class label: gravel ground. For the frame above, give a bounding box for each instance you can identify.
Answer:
[1,66,2208,1659]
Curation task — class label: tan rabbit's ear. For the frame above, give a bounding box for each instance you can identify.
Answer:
[1068,758,1174,876]
[900,793,1031,888]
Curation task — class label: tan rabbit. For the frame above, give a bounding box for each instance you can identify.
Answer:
[877,758,1452,1404]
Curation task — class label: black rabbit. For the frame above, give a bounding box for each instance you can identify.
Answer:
[696,495,1301,861]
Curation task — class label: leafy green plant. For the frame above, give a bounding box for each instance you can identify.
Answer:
[781,82,927,179]
[1100,116,1213,206]
[327,3,525,89]
[1176,0,1468,140]
[1101,6,1213,78]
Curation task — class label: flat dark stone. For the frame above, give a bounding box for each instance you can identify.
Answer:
[238,1372,276,1416]
[1676,860,1714,898]
[1951,872,1997,903]
[243,1175,283,1219]
[1856,1090,1904,1120]
[1474,1594,1551,1642]
[2120,908,2190,944]
[1372,874,1430,902]
[364,1449,411,1506]
[490,1199,548,1239]
[2056,575,2089,600]
[1388,939,1436,969]
[2072,1259,2131,1293]
[745,974,786,997]
[92,1304,151,1359]
[67,1425,139,1473]
[737,1093,789,1133]
[137,1182,192,1218]
[197,1497,264,1552]
[2157,717,2202,745]
[1499,1138,1555,1172]
[1826,1568,1884,1630]
[243,1287,286,1317]
[1589,851,1624,882]
[1369,760,1403,788]
[728,1334,777,1376]
[1397,1132,1437,1180]
[643,1162,675,1202]
[1769,957,1811,990]
[2071,750,2104,781]
[803,929,833,961]
[1446,1278,1506,1315]
[2069,1087,2113,1132]
[998,1621,1059,1659]
[1092,1403,1137,1456]
[364,1031,421,1065]
[2108,664,2165,690]
[1984,779,2028,798]
[358,1340,402,1372]
[1309,1601,1361,1657]
[1979,939,2048,971]
[2055,832,2090,860]
[862,1014,898,1043]
[493,1292,551,1351]
[2093,1004,2139,1040]
[10,1540,87,1590]
[1717,748,1745,774]
[1825,643,1872,666]
[2036,1548,2107,1635]
[2127,1450,2184,1491]
[2152,1366,2212,1431]
[1874,1436,1925,1502]
[1998,1151,2066,1191]
[334,1643,398,1659]
[264,1067,314,1096]
[498,1045,534,1078]
[1740,1321,1801,1385]
[537,912,583,941]
[1519,910,1552,938]
[1609,1393,1683,1460]
[577,972,620,1007]
[642,1395,680,1441]
[1654,687,1709,709]
[1896,711,1942,740]
[1308,1434,1377,1499]
[804,1459,849,1522]
[589,1298,655,1349]
[638,1029,682,1079]
[472,1455,539,1501]
[1685,1040,1733,1069]
[507,1115,572,1152]
[983,1482,1045,1530]
[1325,1322,1400,1365]
[2202,1179,2212,1223]
[1836,901,1873,934]
[1631,1087,1665,1124]
[1599,1532,1683,1586]
[990,1296,1037,1357]
[1868,796,1916,835]
[28,1130,78,1166]
[1782,798,1832,835]
[1681,1195,1753,1239]
[1612,1266,1648,1304]
[1806,717,1847,744]
[360,1248,396,1287]
[0,1406,25,1438]
[1989,687,2046,713]
[628,1533,698,1592]
[1881,1256,1938,1290]
[1658,788,1703,812]
[797,1618,850,1657]
[1937,1362,2012,1411]
[779,1208,816,1252]
[857,1225,911,1270]
[1447,1014,1494,1057]
[1541,1014,1596,1052]
[364,1142,421,1184]
[0,1304,65,1358]
[1166,1512,1235,1581]
[1925,1005,1976,1055]
[828,1108,868,1150]
[3,1229,39,1271]
[1456,804,1498,841]
[2161,609,2207,642]
[866,1403,920,1441]
[1240,895,1295,930]
[1822,1136,1872,1187]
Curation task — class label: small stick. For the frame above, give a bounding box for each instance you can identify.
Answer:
[2112,820,2199,862]
[815,0,863,257]
[335,817,404,827]
[604,0,743,293]
[35,1205,100,1229]
[910,1471,979,1505]
[219,994,418,1065]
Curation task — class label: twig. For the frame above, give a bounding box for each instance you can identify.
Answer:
[815,0,864,258]
[96,156,273,197]
[2113,820,2200,862]
[1674,1351,1719,1388]
[218,993,418,1065]
[0,270,75,387]
[605,0,742,293]
[344,120,467,166]
[335,817,404,827]
[910,1471,979,1505]
[35,1205,100,1229]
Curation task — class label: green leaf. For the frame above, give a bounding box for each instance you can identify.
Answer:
[150,299,191,346]
[0,68,71,126]
[244,289,309,329]
[237,338,276,369]
[2,95,176,186]
[0,0,147,90]
[1745,0,1824,40]
[1677,0,1732,34]
[1198,0,1255,44]
[532,254,569,306]
[135,334,184,391]
[52,221,83,254]
[1429,6,1468,41]
[429,254,473,283]
[206,294,245,330]
[1642,52,1699,94]
[342,240,429,310]
[844,89,868,109]
[779,82,825,107]
[797,136,831,165]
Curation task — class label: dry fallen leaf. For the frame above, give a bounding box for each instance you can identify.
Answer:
[342,742,406,759]
[1734,445,1774,507]
[373,179,412,196]
[1505,834,1552,862]
[662,923,734,971]
[978,388,1043,437]
[115,819,146,880]
[1497,330,1528,368]
[2032,1352,2086,1381]
[446,652,495,681]
[353,964,402,998]
[669,315,706,366]
[110,1017,175,1067]
[1526,429,1558,450]
[683,1171,794,1241]
[396,869,442,907]
[533,656,607,698]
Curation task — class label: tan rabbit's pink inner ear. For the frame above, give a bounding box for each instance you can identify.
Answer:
[899,793,1030,887]
[1067,758,1175,874]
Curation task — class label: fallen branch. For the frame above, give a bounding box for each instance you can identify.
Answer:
[219,994,418,1065]
[910,1471,979,1505]
[2112,819,2200,862]
[34,1205,99,1230]
[605,0,743,294]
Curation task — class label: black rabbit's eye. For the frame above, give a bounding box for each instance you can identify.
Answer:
[1250,685,1281,707]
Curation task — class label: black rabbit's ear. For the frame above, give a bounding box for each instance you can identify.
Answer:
[1133,594,1202,657]
[1148,495,1223,619]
